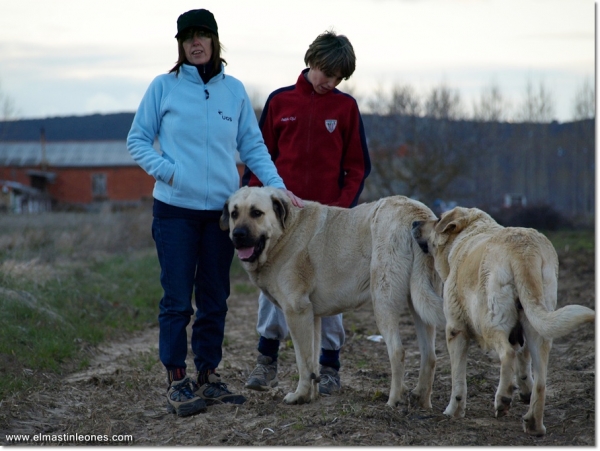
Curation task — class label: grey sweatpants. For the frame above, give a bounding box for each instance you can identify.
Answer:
[256,291,345,350]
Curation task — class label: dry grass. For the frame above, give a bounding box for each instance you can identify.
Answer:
[0,206,154,263]
[0,207,160,400]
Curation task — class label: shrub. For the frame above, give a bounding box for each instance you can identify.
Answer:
[492,204,571,231]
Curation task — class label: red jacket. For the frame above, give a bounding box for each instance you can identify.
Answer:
[242,69,370,207]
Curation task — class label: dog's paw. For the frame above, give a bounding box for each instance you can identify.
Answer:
[443,400,465,418]
[523,415,546,436]
[519,392,531,404]
[495,396,512,417]
[409,389,432,409]
[283,392,311,405]
[386,397,402,408]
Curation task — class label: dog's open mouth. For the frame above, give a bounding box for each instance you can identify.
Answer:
[235,235,266,262]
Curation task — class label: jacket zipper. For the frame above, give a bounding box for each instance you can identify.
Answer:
[305,92,314,189]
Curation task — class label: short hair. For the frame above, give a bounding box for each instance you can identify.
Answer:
[304,30,356,80]
[169,27,227,76]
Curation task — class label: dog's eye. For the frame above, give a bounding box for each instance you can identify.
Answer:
[231,211,238,219]
[250,209,263,218]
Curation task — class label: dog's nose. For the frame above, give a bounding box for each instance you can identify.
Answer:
[412,221,422,230]
[232,227,248,239]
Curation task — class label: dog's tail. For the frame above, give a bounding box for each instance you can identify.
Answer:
[512,253,595,339]
[410,238,446,328]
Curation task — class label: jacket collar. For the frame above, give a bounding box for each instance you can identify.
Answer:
[296,68,316,95]
[180,63,225,85]
[296,68,339,97]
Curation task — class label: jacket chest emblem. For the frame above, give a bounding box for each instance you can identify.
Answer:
[218,110,232,122]
[325,119,337,133]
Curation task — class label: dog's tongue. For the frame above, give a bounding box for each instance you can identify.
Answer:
[237,247,254,260]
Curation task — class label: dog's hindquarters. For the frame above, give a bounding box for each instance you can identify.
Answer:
[509,238,595,435]
[369,197,444,408]
[407,234,446,407]
[511,242,595,340]
[409,237,445,328]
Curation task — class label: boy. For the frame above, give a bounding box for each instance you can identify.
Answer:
[242,30,370,395]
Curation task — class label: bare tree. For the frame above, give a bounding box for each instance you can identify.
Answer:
[424,83,464,120]
[0,79,17,121]
[363,82,478,206]
[0,79,18,142]
[365,83,422,117]
[365,84,393,116]
[387,84,422,116]
[472,81,510,122]
[571,77,595,120]
[517,79,555,123]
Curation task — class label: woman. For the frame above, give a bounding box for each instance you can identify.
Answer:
[127,8,302,417]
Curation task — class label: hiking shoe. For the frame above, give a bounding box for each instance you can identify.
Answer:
[166,377,207,416]
[194,373,246,405]
[318,366,341,396]
[245,355,278,391]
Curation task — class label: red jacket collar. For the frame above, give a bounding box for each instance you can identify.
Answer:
[296,68,317,95]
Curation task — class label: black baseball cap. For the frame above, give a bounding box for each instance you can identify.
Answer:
[175,9,218,38]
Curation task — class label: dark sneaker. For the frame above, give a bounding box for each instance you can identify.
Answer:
[318,366,341,396]
[245,355,278,391]
[166,377,207,416]
[194,373,246,405]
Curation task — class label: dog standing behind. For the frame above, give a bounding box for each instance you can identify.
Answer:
[220,186,445,408]
[411,206,595,436]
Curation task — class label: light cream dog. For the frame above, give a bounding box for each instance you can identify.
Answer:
[220,186,445,407]
[411,206,595,436]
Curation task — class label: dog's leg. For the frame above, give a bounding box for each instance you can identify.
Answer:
[490,332,517,417]
[371,252,412,408]
[521,325,550,436]
[380,325,406,407]
[312,316,322,401]
[373,302,407,407]
[407,298,436,409]
[515,343,533,404]
[444,323,469,418]
[283,303,317,405]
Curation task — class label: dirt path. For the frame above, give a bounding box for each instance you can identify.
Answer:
[1,249,595,446]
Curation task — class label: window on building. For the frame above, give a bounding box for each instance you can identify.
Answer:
[92,173,108,199]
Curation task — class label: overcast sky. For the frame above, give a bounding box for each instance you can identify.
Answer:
[0,0,595,122]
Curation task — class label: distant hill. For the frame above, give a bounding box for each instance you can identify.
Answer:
[0,113,136,141]
[1,112,590,144]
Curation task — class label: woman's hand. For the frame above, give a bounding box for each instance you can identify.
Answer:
[280,189,304,208]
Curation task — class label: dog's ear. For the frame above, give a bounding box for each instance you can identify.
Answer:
[435,208,467,235]
[271,192,290,229]
[219,201,230,231]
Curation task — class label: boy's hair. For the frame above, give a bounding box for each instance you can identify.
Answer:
[304,30,356,80]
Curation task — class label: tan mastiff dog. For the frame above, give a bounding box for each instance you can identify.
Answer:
[411,206,595,436]
[220,186,445,407]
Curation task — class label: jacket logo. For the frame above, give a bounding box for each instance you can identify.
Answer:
[325,119,337,133]
[281,117,296,122]
[218,110,232,122]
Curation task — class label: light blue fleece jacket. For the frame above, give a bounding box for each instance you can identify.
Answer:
[127,63,285,211]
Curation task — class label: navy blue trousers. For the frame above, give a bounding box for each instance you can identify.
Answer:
[152,201,234,374]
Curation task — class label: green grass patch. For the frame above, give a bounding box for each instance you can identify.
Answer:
[0,250,161,399]
[544,229,594,253]
[233,282,258,295]
[229,256,246,278]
